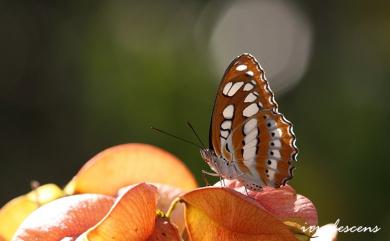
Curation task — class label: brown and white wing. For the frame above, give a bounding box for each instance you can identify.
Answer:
[209,53,277,158]
[209,53,297,187]
[229,110,298,187]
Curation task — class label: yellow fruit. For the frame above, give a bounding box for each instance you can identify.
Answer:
[0,184,64,240]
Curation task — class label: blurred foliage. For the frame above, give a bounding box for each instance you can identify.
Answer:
[0,1,389,241]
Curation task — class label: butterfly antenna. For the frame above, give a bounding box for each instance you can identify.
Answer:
[151,127,203,149]
[186,122,206,149]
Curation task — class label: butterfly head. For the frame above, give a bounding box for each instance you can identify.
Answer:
[200,148,216,164]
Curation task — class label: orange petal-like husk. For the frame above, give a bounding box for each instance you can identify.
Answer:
[215,180,318,226]
[83,183,158,241]
[12,194,115,241]
[117,183,186,235]
[0,184,64,241]
[147,217,181,241]
[251,186,317,227]
[65,143,197,195]
[181,187,298,241]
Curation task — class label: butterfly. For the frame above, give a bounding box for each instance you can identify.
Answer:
[200,53,298,191]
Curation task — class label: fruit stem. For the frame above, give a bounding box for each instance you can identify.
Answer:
[165,197,181,219]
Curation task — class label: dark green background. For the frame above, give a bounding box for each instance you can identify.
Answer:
[1,1,389,240]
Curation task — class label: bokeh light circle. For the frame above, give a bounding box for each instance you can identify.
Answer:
[209,0,313,93]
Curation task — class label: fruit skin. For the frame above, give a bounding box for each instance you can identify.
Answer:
[0,184,64,240]
[65,143,197,195]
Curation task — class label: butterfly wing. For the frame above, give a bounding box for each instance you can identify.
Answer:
[229,110,297,187]
[209,53,277,157]
[209,53,297,187]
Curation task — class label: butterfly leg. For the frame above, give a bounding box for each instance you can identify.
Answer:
[201,170,225,187]
[201,170,220,177]
[221,176,225,187]
[201,170,211,186]
[244,186,249,196]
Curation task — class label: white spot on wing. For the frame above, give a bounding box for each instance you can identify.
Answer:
[267,169,276,182]
[244,119,257,134]
[270,140,281,148]
[267,119,277,129]
[221,130,229,138]
[243,146,256,160]
[243,83,254,91]
[222,82,233,95]
[270,150,281,159]
[244,138,257,149]
[246,71,254,77]
[227,81,244,96]
[221,120,232,130]
[236,64,247,71]
[226,137,234,154]
[220,137,226,146]
[244,92,257,103]
[223,105,234,119]
[244,127,258,142]
[243,103,259,117]
[270,128,282,139]
[268,159,278,169]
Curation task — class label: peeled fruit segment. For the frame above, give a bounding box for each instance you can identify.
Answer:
[12,194,115,241]
[65,143,197,195]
